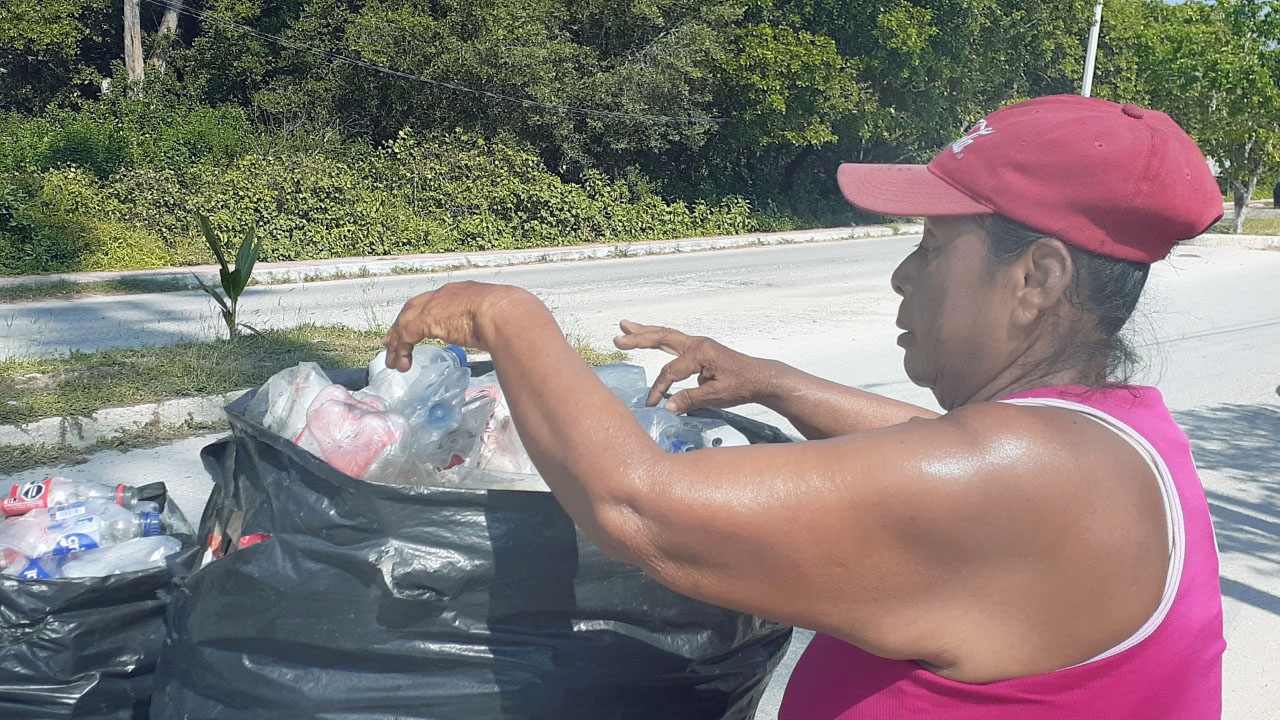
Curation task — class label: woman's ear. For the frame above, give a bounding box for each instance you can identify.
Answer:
[1010,238,1075,327]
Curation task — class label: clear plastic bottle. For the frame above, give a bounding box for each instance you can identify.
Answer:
[594,364,651,408]
[364,345,467,411]
[0,551,60,580]
[0,547,55,580]
[0,499,162,558]
[59,535,183,578]
[631,407,710,453]
[2,477,137,517]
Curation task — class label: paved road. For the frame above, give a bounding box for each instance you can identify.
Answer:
[3,237,1278,718]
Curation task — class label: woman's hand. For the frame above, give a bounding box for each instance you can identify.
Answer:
[382,281,534,371]
[612,320,776,413]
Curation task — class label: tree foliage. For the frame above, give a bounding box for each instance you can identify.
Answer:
[1096,0,1280,231]
[2,0,1268,269]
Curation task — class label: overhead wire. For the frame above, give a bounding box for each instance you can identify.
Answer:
[140,0,726,125]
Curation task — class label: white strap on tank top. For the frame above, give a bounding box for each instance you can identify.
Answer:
[1001,397,1186,667]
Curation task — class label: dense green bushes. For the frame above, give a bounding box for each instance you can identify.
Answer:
[0,103,759,275]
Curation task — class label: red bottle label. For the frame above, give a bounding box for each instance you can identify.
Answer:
[236,534,272,549]
[2,479,52,516]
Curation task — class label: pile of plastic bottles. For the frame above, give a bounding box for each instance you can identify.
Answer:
[251,353,751,485]
[248,344,487,485]
[0,477,183,580]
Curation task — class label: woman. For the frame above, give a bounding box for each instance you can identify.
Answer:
[383,95,1225,717]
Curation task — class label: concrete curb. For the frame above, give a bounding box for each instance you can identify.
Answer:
[0,392,241,449]
[1185,233,1280,251]
[0,224,924,291]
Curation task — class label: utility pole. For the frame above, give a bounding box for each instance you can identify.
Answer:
[1081,1,1104,97]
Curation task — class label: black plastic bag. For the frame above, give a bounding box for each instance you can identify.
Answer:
[0,502,197,720]
[152,382,794,720]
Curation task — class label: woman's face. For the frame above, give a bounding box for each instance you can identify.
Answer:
[890,217,1019,408]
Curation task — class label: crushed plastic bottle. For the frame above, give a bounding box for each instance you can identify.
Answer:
[295,386,410,480]
[0,547,54,580]
[363,345,467,412]
[59,535,184,578]
[630,408,734,453]
[594,364,652,408]
[0,499,163,558]
[2,477,137,517]
[468,378,539,475]
[248,362,333,439]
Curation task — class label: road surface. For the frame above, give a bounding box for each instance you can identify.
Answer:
[3,236,1277,718]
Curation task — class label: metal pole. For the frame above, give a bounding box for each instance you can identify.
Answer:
[1082,1,1104,97]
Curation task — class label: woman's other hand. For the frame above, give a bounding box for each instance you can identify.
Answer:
[612,320,775,413]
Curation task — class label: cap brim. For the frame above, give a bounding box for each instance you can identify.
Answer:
[836,163,993,217]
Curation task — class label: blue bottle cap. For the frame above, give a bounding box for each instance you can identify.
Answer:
[140,512,163,537]
[443,344,467,367]
[427,402,456,426]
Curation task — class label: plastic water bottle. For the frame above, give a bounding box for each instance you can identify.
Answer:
[364,345,467,410]
[0,551,61,580]
[2,477,137,517]
[59,535,183,578]
[0,547,50,580]
[594,364,651,408]
[0,499,162,558]
[631,407,711,453]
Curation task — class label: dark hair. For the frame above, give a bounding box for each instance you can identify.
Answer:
[980,215,1149,384]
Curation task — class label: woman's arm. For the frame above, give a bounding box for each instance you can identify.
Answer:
[613,320,937,438]
[383,282,1167,683]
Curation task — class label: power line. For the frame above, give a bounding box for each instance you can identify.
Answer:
[140,0,725,125]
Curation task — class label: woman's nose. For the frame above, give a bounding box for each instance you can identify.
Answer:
[891,255,912,298]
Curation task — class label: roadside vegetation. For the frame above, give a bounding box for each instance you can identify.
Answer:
[5,1,1276,278]
[1211,216,1280,236]
[0,324,627,427]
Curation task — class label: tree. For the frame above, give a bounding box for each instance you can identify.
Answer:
[124,0,146,85]
[147,1,185,72]
[1138,0,1280,233]
[0,0,115,112]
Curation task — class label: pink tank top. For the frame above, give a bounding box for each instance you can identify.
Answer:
[778,385,1224,719]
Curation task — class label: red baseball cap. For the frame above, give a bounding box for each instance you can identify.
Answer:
[836,95,1224,263]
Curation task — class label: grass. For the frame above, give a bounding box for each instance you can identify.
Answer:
[571,343,629,367]
[0,276,192,304]
[0,325,390,426]
[0,324,630,427]
[1209,215,1280,235]
[0,418,227,475]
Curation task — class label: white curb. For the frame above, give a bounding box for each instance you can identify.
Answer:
[0,225,924,291]
[1185,233,1280,251]
[0,392,242,449]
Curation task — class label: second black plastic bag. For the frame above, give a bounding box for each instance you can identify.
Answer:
[151,387,793,720]
[0,495,196,720]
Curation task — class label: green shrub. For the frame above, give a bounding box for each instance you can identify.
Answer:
[0,107,763,275]
[77,221,173,270]
[38,119,129,179]
[0,169,177,274]
[0,172,92,274]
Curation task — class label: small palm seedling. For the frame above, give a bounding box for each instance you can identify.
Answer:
[193,214,262,341]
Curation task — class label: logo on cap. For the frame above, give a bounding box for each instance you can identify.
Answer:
[951,119,995,156]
